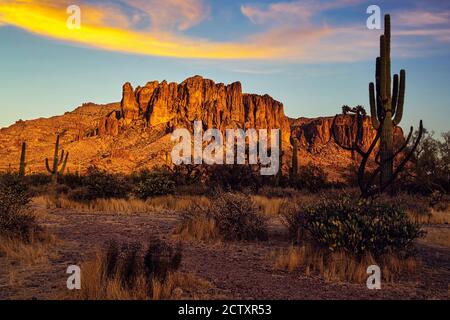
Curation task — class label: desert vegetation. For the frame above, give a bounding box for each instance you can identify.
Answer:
[75,239,214,300]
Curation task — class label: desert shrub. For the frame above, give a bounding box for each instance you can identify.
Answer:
[132,169,175,199]
[291,163,328,192]
[210,193,268,241]
[59,173,84,189]
[144,239,182,281]
[79,239,183,299]
[176,193,268,242]
[103,240,181,284]
[78,242,209,300]
[74,166,130,200]
[25,173,51,186]
[283,195,424,256]
[0,174,41,242]
[404,129,450,195]
[258,186,298,198]
[206,164,261,192]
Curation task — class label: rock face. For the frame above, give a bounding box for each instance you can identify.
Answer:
[291,116,404,154]
[106,75,291,143]
[120,82,140,124]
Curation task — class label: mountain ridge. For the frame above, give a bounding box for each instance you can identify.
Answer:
[0,76,404,178]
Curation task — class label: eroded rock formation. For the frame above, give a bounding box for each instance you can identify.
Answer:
[100,75,291,143]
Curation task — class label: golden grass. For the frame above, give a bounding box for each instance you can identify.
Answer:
[420,227,450,248]
[34,195,211,214]
[75,251,212,300]
[274,244,418,283]
[0,233,58,266]
[173,215,220,242]
[252,195,284,217]
[408,209,450,225]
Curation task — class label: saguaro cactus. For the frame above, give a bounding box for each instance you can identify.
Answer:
[19,142,26,176]
[45,134,68,184]
[291,137,298,178]
[369,14,422,190]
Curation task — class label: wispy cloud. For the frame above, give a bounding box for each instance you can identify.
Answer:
[241,0,360,25]
[396,10,450,27]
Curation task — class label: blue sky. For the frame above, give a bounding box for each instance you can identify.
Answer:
[0,0,449,134]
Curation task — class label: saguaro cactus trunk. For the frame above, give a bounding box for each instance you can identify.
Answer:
[369,14,405,190]
[19,142,26,176]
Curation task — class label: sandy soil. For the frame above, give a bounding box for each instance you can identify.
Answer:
[0,205,449,300]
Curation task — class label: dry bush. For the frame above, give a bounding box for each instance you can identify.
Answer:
[211,193,268,241]
[76,240,211,300]
[0,174,42,241]
[274,243,419,283]
[174,193,269,242]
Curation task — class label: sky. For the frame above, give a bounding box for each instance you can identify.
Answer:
[0,0,449,134]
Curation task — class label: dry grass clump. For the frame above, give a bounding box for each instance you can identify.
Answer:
[274,244,419,283]
[408,209,450,225]
[173,214,220,242]
[0,233,57,266]
[76,239,212,300]
[420,227,450,248]
[252,195,284,217]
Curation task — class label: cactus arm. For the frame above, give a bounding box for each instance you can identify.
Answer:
[375,57,383,120]
[45,158,54,173]
[59,152,69,175]
[385,15,391,101]
[369,83,380,129]
[393,70,405,125]
[58,150,65,165]
[391,74,399,115]
[379,35,388,103]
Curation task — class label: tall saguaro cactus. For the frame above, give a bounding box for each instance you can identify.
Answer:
[19,142,26,176]
[45,134,68,184]
[291,137,298,179]
[331,14,423,197]
[368,14,422,190]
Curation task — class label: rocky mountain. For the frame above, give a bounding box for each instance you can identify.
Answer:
[0,75,404,179]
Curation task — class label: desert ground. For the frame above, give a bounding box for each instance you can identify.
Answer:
[1,194,448,300]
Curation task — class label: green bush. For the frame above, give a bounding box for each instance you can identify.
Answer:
[209,192,268,241]
[74,166,130,200]
[0,174,41,242]
[283,195,424,256]
[292,163,328,192]
[132,169,175,199]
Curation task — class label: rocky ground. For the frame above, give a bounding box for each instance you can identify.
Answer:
[0,203,449,300]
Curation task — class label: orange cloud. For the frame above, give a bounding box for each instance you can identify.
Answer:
[0,0,281,59]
